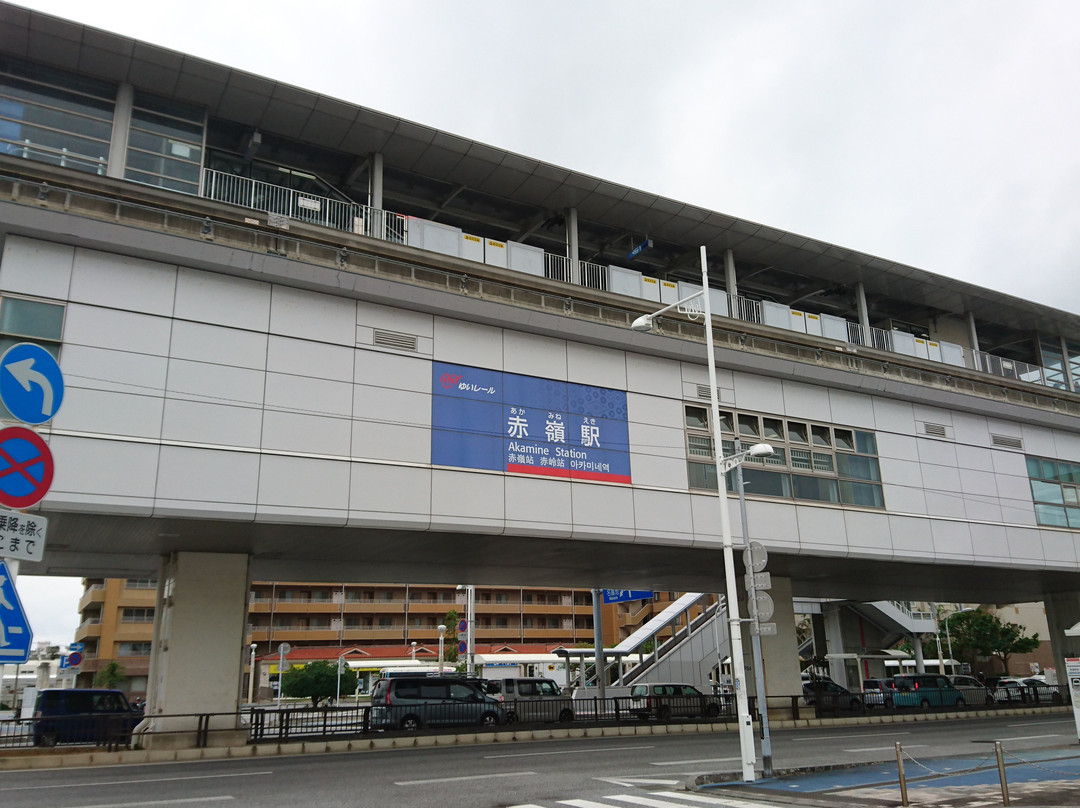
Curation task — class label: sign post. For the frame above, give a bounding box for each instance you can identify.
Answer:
[1066,657,1080,742]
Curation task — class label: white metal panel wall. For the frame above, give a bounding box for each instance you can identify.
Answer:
[819,312,850,342]
[762,300,792,330]
[406,217,462,258]
[939,341,965,367]
[506,240,544,276]
[804,312,823,336]
[484,238,508,268]
[788,309,808,333]
[461,233,484,262]
[891,330,917,357]
[608,264,643,298]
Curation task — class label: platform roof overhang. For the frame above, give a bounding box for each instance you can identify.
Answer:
[2,2,1078,344]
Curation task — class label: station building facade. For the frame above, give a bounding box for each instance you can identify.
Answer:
[3,3,1080,737]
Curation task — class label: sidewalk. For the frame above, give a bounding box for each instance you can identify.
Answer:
[699,746,1080,807]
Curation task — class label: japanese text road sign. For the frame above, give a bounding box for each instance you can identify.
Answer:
[0,558,33,664]
[602,589,654,604]
[0,343,64,425]
[0,427,54,509]
[0,508,47,562]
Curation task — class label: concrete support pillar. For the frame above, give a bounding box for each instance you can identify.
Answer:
[1044,592,1080,684]
[1061,336,1076,392]
[143,551,250,748]
[855,282,871,346]
[811,612,828,660]
[966,311,981,354]
[567,207,579,262]
[742,576,801,702]
[823,606,846,687]
[369,152,384,210]
[107,83,134,180]
[913,633,926,673]
[724,249,738,301]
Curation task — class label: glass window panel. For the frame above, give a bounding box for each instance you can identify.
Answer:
[687,434,712,458]
[738,414,760,437]
[128,130,202,164]
[0,298,64,340]
[1,55,116,100]
[792,474,839,503]
[1068,507,1080,530]
[1065,486,1080,507]
[1031,480,1064,504]
[130,109,204,142]
[787,421,808,443]
[688,461,717,491]
[1027,456,1053,480]
[854,431,877,455]
[790,448,812,470]
[763,446,787,466]
[837,453,881,481]
[1035,504,1069,527]
[685,405,708,430]
[839,480,885,508]
[124,169,198,194]
[812,425,832,447]
[124,150,201,183]
[717,411,734,434]
[812,452,834,472]
[721,439,735,457]
[1061,463,1080,484]
[834,429,855,451]
[763,418,785,440]
[742,468,791,498]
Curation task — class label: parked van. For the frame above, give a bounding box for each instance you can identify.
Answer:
[892,674,966,708]
[33,688,141,747]
[483,677,573,723]
[369,676,505,731]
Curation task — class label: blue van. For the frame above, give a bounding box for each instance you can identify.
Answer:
[891,675,966,709]
[33,688,142,747]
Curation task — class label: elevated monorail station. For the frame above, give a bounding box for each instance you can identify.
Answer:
[2,3,1080,745]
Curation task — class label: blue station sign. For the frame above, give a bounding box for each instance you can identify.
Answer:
[602,589,654,604]
[431,362,631,484]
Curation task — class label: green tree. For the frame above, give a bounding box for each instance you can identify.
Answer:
[93,661,126,689]
[944,610,1040,675]
[443,608,459,665]
[281,660,358,706]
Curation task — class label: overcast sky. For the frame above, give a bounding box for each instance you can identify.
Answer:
[7,0,1080,647]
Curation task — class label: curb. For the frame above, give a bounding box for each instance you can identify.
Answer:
[0,704,1068,771]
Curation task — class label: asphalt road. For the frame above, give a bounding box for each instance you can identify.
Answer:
[0,714,1074,808]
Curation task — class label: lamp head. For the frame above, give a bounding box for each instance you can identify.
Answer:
[630,314,655,332]
[437,624,446,634]
[747,443,774,458]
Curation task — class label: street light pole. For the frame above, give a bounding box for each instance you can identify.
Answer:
[248,643,257,704]
[437,624,446,674]
[630,245,770,782]
[276,642,291,709]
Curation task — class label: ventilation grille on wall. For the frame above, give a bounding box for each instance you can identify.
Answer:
[991,433,1024,450]
[697,384,722,400]
[922,423,948,438]
[373,329,418,352]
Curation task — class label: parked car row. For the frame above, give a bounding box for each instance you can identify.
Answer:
[803,672,1067,712]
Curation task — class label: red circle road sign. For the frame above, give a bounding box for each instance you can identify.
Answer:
[67,651,83,666]
[0,426,54,509]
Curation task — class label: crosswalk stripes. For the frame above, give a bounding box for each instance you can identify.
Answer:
[510,790,795,808]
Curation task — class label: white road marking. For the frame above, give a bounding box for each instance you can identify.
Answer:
[1007,719,1071,726]
[395,770,535,786]
[0,772,274,793]
[594,777,682,787]
[843,744,927,752]
[560,800,617,808]
[67,799,233,808]
[608,795,714,807]
[793,731,909,741]
[995,733,1062,742]
[650,757,742,766]
[487,745,655,759]
[656,792,795,807]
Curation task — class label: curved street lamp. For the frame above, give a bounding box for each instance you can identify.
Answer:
[630,245,772,782]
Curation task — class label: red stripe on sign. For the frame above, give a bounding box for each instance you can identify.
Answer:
[506,464,631,485]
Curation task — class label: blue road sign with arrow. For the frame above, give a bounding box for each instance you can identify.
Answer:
[0,342,65,425]
[602,589,654,604]
[0,558,33,664]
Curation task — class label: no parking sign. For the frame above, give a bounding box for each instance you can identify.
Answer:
[0,426,54,509]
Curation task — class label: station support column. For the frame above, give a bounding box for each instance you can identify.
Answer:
[1044,592,1080,684]
[741,576,801,713]
[143,551,250,748]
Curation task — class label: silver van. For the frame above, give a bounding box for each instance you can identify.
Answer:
[369,676,506,731]
[483,677,573,723]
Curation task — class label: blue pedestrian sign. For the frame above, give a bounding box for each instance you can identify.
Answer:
[602,589,654,604]
[0,559,33,664]
[0,343,64,425]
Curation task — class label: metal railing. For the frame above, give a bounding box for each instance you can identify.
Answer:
[4,168,1077,423]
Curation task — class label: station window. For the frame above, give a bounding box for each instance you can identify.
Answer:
[684,404,884,508]
[120,608,155,623]
[117,642,153,657]
[124,91,204,195]
[1027,456,1080,529]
